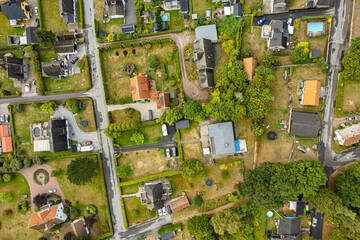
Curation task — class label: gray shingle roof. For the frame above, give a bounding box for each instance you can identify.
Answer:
[42,59,65,80]
[311,50,321,58]
[175,119,190,129]
[234,3,242,17]
[26,27,39,44]
[193,38,214,70]
[269,20,288,49]
[145,182,164,210]
[195,24,218,43]
[180,0,189,13]
[1,0,28,20]
[290,111,321,138]
[199,69,214,89]
[121,24,135,34]
[54,40,76,54]
[5,57,28,81]
[279,217,301,236]
[208,122,236,155]
[109,0,124,17]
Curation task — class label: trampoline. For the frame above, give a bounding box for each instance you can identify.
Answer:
[33,127,40,137]
[267,131,277,140]
[81,120,88,127]
[161,14,169,21]
[205,178,213,187]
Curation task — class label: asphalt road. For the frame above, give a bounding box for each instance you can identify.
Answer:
[253,7,335,26]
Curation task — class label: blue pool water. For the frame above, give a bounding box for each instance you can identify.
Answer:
[307,22,325,32]
[161,14,169,21]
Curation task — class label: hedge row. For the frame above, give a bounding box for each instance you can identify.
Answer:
[335,72,344,116]
[77,0,84,28]
[214,158,243,165]
[29,48,46,95]
[7,105,16,156]
[178,143,183,162]
[118,170,182,187]
[301,15,331,21]
[37,0,44,28]
[98,49,110,103]
[172,45,185,105]
[158,223,182,235]
[104,38,174,51]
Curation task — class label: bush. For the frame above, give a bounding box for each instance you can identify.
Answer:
[32,156,44,165]
[49,224,62,232]
[66,158,97,185]
[16,201,29,213]
[71,207,81,219]
[147,54,160,68]
[198,198,229,212]
[63,207,70,214]
[0,192,13,203]
[86,204,98,215]
[123,63,136,76]
[169,80,177,86]
[3,173,12,182]
[23,158,32,168]
[115,165,133,179]
[33,193,48,208]
[131,209,139,217]
[221,169,230,180]
[193,196,203,206]
[158,223,182,235]
[10,158,23,171]
[33,169,49,185]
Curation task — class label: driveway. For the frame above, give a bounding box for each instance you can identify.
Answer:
[19,164,65,211]
[27,0,39,27]
[125,0,136,25]
[309,209,324,240]
[52,106,100,150]
[107,102,166,121]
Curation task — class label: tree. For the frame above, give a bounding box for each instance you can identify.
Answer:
[259,54,275,68]
[85,216,96,227]
[342,49,360,81]
[250,1,262,10]
[12,103,24,113]
[130,131,145,145]
[242,46,253,57]
[34,29,56,46]
[187,214,214,237]
[41,101,57,112]
[183,99,205,122]
[33,193,48,208]
[1,89,10,96]
[250,122,265,137]
[147,54,160,68]
[115,165,132,179]
[221,40,235,53]
[71,207,81,219]
[10,158,23,171]
[33,156,44,165]
[192,196,203,206]
[0,192,13,203]
[181,159,204,179]
[107,33,115,42]
[3,173,12,182]
[157,108,184,126]
[210,209,244,235]
[349,36,360,52]
[66,158,97,185]
[290,41,310,64]
[23,158,32,168]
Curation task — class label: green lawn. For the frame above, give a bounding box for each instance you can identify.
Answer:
[0,13,24,45]
[342,80,360,112]
[74,98,97,132]
[39,49,58,62]
[0,68,21,97]
[164,10,184,31]
[123,197,157,226]
[191,0,207,15]
[41,0,68,33]
[114,122,162,146]
[109,109,141,123]
[242,16,267,58]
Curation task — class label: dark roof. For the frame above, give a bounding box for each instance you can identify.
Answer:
[290,111,321,138]
[54,40,76,54]
[162,21,168,30]
[60,0,74,14]
[169,92,177,98]
[279,217,301,236]
[193,38,214,70]
[311,50,321,58]
[175,119,190,129]
[180,0,189,13]
[183,14,190,20]
[295,201,306,216]
[42,59,65,80]
[154,22,160,31]
[145,182,164,210]
[1,0,28,20]
[208,122,236,155]
[269,20,288,49]
[234,3,243,17]
[109,0,124,17]
[5,57,27,80]
[49,119,69,153]
[160,231,176,240]
[122,24,136,34]
[98,30,108,38]
[71,144,78,152]
[25,27,39,44]
[195,24,218,43]
[199,69,214,89]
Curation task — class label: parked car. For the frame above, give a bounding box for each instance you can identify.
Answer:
[71,57,79,64]
[148,110,153,120]
[161,207,167,215]
[84,141,92,145]
[25,83,30,92]
[312,218,317,227]
[34,7,38,16]
[171,147,176,157]
[257,17,266,25]
[287,18,293,25]
[21,194,28,199]
[158,209,163,216]
[33,79,36,85]
[297,145,307,153]
[162,124,168,136]
[165,148,171,158]
[167,205,172,214]
[5,115,9,122]
[48,189,56,193]
[0,115,4,122]
[347,116,357,121]
[35,18,40,27]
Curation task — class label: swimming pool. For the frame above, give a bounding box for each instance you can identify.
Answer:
[307,22,325,33]
[161,14,169,21]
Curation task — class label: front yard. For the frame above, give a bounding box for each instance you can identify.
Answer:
[40,0,68,33]
[74,98,97,132]
[123,196,157,226]
[242,16,267,58]
[0,68,21,97]
[342,80,360,112]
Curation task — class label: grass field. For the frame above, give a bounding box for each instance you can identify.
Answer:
[39,49,58,62]
[182,142,203,161]
[74,98,97,132]
[342,80,360,112]
[47,156,110,238]
[118,149,166,181]
[109,109,140,123]
[164,10,184,31]
[41,0,68,33]
[114,122,162,146]
[0,68,21,97]
[270,69,289,109]
[0,173,41,240]
[191,0,207,15]
[180,121,200,141]
[0,13,25,45]
[237,118,256,170]
[123,197,157,226]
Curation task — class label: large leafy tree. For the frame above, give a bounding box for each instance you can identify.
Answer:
[181,159,204,179]
[0,192,13,203]
[33,193,48,208]
[349,36,360,52]
[130,131,144,145]
[157,108,183,126]
[342,49,360,81]
[34,29,56,47]
[66,158,97,185]
[115,165,132,179]
[187,214,214,237]
[41,101,57,112]
[258,54,275,68]
[10,158,23,171]
[290,41,310,64]
[183,99,205,122]
[147,54,160,68]
[210,209,244,235]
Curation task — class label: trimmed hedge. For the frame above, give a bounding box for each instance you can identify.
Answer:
[158,223,182,235]
[335,73,344,116]
[99,49,110,103]
[214,158,243,165]
[178,143,183,162]
[118,171,182,187]
[77,0,84,28]
[33,169,49,185]
[198,197,229,212]
[36,0,44,28]
[30,48,46,95]
[7,105,16,156]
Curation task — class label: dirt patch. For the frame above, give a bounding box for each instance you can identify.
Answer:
[342,80,360,111]
[182,142,203,160]
[270,69,290,109]
[180,121,200,141]
[109,109,140,123]
[237,118,256,170]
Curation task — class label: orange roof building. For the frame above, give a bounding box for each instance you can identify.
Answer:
[0,125,12,153]
[243,57,258,80]
[302,80,321,106]
[29,203,67,231]
[169,195,190,213]
[130,74,151,101]
[157,92,170,109]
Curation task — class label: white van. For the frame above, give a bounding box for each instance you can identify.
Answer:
[162,124,168,136]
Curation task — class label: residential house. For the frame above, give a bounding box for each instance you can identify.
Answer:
[310,50,321,58]
[139,178,172,211]
[1,0,31,26]
[277,217,301,240]
[0,125,13,153]
[7,26,39,45]
[42,59,67,80]
[130,74,153,101]
[121,24,136,34]
[175,119,190,130]
[301,80,321,106]
[234,3,242,17]
[273,0,288,12]
[179,0,189,13]
[25,27,39,44]
[71,218,89,237]
[335,123,360,146]
[107,0,125,19]
[195,24,218,43]
[1,56,28,81]
[169,195,190,213]
[54,40,78,56]
[262,20,288,51]
[30,119,70,153]
[28,203,67,231]
[59,0,76,24]
[208,121,236,155]
[161,231,176,240]
[243,57,257,80]
[157,92,170,109]
[289,110,321,138]
[283,201,309,216]
[194,38,215,89]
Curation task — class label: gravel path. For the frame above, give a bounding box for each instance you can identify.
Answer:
[107,102,166,121]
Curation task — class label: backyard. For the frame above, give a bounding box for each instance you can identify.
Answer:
[237,118,256,170]
[164,10,184,31]
[118,149,166,181]
[40,0,68,33]
[95,0,123,34]
[182,142,203,160]
[74,98,97,132]
[109,109,140,123]
[242,16,267,58]
[270,68,290,109]
[0,173,42,240]
[47,156,111,238]
[0,13,24,45]
[191,0,207,15]
[342,79,360,112]
[0,68,21,97]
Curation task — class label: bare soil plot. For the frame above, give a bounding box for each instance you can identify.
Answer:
[119,149,166,180]
[289,0,308,9]
[123,197,156,226]
[41,0,68,33]
[351,0,360,38]
[270,68,290,109]
[109,109,140,123]
[342,80,360,111]
[182,142,203,160]
[180,121,200,141]
[242,17,267,58]
[75,98,97,132]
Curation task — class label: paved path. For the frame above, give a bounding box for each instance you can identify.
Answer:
[52,106,99,150]
[107,102,166,121]
[19,164,65,211]
[124,0,136,25]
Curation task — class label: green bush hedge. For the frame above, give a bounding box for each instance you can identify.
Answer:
[37,0,44,28]
[30,48,46,95]
[118,171,182,187]
[158,223,182,235]
[178,143,183,162]
[77,0,84,28]
[33,169,49,185]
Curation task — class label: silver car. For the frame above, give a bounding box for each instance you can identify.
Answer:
[165,148,171,158]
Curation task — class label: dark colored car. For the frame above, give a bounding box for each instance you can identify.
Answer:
[71,57,79,64]
[257,17,266,25]
[148,110,153,120]
[167,205,172,214]
[35,18,40,27]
